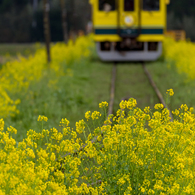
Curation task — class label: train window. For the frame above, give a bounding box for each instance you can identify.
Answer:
[100,42,111,51]
[124,0,134,11]
[115,40,144,51]
[99,0,116,11]
[143,0,160,11]
[148,42,158,51]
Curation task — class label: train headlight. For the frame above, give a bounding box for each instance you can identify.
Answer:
[124,16,134,27]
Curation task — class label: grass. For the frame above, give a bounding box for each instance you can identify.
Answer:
[114,63,159,112]
[0,43,43,69]
[0,43,39,56]
[2,42,195,142]
[147,59,195,111]
[2,38,195,195]
[3,51,112,141]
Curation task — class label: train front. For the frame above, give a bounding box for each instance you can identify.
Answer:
[89,0,170,61]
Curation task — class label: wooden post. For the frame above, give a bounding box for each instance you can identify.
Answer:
[43,0,51,63]
[60,0,68,43]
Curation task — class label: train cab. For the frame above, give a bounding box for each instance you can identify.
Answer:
[89,0,170,61]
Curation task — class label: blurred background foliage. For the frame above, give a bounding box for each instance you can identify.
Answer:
[0,0,194,42]
[0,0,91,42]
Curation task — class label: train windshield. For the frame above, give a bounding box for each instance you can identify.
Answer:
[99,0,116,11]
[124,0,134,11]
[143,0,160,11]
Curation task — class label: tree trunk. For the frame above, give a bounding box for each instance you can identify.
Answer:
[60,0,68,43]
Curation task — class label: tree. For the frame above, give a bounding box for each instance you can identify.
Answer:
[60,0,68,43]
[43,0,51,62]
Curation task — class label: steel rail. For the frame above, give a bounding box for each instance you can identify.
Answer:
[56,62,174,189]
[142,63,173,121]
[108,63,117,116]
[56,63,117,161]
[58,62,173,162]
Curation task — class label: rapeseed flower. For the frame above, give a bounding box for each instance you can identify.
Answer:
[166,88,174,96]
[99,101,108,108]
[1,36,195,194]
[0,35,94,119]
[1,96,195,194]
[37,115,48,122]
[164,37,195,81]
[85,111,91,121]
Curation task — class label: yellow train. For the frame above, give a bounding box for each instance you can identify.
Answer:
[89,0,170,61]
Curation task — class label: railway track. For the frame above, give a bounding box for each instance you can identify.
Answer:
[57,61,174,188]
[59,61,173,161]
[108,62,173,120]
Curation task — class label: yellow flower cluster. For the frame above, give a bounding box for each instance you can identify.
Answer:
[85,111,102,121]
[1,96,195,194]
[166,88,174,96]
[85,111,91,121]
[164,37,195,80]
[37,115,48,122]
[91,111,101,120]
[99,101,108,108]
[0,35,94,118]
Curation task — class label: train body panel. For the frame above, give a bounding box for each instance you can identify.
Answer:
[89,0,169,61]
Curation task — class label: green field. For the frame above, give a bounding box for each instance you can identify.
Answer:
[1,41,195,194]
[0,43,39,70]
[1,42,195,142]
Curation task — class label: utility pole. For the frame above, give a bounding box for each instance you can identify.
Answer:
[60,0,68,43]
[43,0,51,63]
